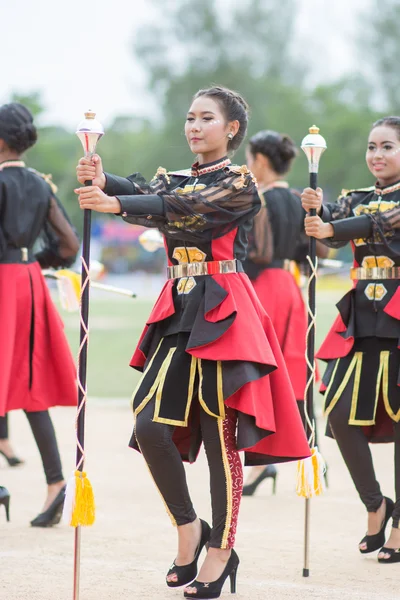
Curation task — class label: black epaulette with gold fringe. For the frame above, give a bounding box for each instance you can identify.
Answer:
[338,186,374,199]
[228,164,257,190]
[28,167,58,194]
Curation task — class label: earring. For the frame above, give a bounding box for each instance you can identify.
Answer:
[227,133,234,141]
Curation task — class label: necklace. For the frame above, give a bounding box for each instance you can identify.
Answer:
[258,180,289,194]
[0,160,26,171]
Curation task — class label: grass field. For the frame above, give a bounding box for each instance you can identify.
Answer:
[59,278,350,399]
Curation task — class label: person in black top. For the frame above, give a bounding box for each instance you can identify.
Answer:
[242,130,328,496]
[302,116,400,563]
[76,86,310,597]
[0,103,80,526]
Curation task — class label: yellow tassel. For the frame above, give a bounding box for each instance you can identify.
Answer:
[57,269,81,299]
[70,471,95,527]
[296,447,326,499]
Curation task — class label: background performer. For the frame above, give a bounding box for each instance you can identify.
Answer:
[0,103,79,527]
[243,129,328,496]
[302,116,400,564]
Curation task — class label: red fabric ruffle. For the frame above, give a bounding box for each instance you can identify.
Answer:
[130,271,310,462]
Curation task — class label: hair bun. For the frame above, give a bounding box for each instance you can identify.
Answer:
[248,130,297,175]
[0,102,37,153]
[279,135,297,161]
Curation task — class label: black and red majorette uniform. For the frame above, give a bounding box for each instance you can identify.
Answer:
[317,181,400,441]
[104,158,310,464]
[0,161,79,416]
[243,182,308,401]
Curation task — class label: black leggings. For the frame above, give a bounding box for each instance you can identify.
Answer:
[0,412,63,485]
[329,397,400,528]
[134,399,243,549]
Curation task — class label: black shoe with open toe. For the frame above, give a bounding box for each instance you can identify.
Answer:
[166,519,211,588]
[378,547,400,563]
[359,497,394,554]
[183,548,240,599]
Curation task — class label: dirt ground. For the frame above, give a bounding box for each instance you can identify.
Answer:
[1,400,398,600]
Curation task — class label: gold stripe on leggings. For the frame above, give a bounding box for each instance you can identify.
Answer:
[218,418,233,549]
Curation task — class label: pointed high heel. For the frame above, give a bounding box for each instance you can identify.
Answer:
[0,449,24,467]
[184,549,240,598]
[166,519,211,588]
[359,497,394,554]
[30,485,66,528]
[0,486,10,522]
[242,465,277,496]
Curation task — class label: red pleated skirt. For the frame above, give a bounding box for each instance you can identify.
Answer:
[0,262,77,414]
[252,269,307,400]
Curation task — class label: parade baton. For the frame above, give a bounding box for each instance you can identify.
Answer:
[61,111,104,600]
[42,269,137,312]
[297,125,327,578]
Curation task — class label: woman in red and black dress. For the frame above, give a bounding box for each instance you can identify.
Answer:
[0,103,79,526]
[243,130,328,495]
[76,86,310,597]
[302,116,400,564]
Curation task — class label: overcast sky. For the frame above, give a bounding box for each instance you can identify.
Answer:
[0,0,369,130]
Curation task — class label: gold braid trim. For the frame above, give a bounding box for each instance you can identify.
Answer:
[29,167,58,194]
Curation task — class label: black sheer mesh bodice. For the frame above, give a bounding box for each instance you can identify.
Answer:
[0,166,79,267]
[105,165,260,244]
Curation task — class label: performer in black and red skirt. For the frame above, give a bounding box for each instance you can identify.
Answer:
[0,103,79,526]
[242,130,328,496]
[76,86,310,597]
[302,116,400,564]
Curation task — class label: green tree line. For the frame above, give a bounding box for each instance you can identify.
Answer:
[16,0,399,234]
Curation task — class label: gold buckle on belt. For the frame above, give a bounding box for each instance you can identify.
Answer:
[167,259,238,280]
[21,248,28,262]
[350,266,400,280]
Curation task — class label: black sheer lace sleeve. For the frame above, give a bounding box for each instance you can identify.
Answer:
[318,191,374,249]
[373,205,400,235]
[119,169,260,243]
[320,193,353,223]
[104,170,168,197]
[35,195,80,269]
[246,198,273,264]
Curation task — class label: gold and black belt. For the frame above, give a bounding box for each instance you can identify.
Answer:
[350,267,400,280]
[167,259,242,280]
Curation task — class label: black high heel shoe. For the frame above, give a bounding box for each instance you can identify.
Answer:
[166,519,211,588]
[378,546,400,563]
[0,486,10,522]
[242,465,277,496]
[30,485,66,528]
[359,497,394,554]
[0,449,24,467]
[184,548,240,599]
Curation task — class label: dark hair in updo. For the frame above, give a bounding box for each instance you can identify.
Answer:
[0,103,37,153]
[248,130,297,175]
[372,116,400,140]
[193,86,249,152]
